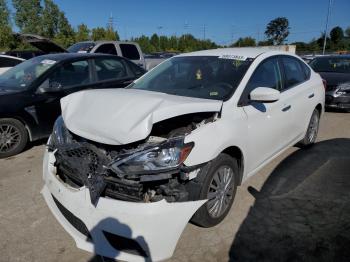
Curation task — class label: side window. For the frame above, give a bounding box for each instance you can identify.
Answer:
[125,60,145,77]
[48,60,90,89]
[240,57,282,105]
[300,60,311,80]
[247,58,282,90]
[0,57,22,68]
[281,57,306,89]
[119,44,140,60]
[94,58,128,81]
[95,44,118,55]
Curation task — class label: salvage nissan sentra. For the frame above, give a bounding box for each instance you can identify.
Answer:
[42,48,325,261]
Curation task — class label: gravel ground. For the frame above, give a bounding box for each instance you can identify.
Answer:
[0,111,349,262]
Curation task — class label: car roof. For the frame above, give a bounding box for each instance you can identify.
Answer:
[74,40,139,45]
[30,52,121,61]
[313,54,350,59]
[177,47,292,59]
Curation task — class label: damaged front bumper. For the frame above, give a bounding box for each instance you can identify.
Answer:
[41,150,206,261]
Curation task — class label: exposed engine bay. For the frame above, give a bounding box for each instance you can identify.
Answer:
[48,112,218,205]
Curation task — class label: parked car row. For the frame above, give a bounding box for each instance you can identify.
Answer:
[40,48,325,261]
[0,53,145,158]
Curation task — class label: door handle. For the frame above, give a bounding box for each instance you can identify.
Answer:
[308,93,314,98]
[282,105,291,112]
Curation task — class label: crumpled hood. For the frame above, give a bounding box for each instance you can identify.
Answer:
[61,88,222,145]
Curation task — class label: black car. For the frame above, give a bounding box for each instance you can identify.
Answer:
[310,55,350,111]
[0,53,145,158]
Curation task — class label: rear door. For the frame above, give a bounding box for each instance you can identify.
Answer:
[91,57,137,89]
[240,57,295,174]
[280,56,313,137]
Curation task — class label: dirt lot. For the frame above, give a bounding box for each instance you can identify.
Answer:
[0,112,349,262]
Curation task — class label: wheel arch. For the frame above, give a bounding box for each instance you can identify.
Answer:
[0,114,34,141]
[221,146,244,185]
[315,103,323,116]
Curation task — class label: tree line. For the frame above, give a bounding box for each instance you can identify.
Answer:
[0,0,349,53]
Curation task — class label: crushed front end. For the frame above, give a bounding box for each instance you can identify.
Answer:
[41,113,216,261]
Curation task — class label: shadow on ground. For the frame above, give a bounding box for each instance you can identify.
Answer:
[230,138,350,262]
[87,217,150,262]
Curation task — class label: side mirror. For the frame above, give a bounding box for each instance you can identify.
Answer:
[249,87,280,103]
[37,79,62,93]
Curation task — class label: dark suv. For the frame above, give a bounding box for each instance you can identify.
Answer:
[0,53,145,158]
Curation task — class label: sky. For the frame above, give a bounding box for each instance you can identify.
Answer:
[12,0,350,45]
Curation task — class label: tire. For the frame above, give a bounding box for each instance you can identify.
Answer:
[299,108,320,147]
[0,118,28,158]
[191,153,238,228]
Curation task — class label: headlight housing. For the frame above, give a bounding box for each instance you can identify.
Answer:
[48,116,72,148]
[110,137,193,175]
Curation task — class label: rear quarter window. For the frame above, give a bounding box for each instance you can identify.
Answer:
[119,44,141,60]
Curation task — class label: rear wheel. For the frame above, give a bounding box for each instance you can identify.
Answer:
[299,109,320,147]
[191,153,238,227]
[0,118,28,158]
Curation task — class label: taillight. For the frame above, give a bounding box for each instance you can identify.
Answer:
[322,79,327,90]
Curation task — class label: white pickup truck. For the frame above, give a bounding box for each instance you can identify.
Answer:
[17,34,147,69]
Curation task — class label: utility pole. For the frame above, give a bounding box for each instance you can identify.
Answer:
[323,0,333,55]
[107,13,114,31]
[202,24,206,40]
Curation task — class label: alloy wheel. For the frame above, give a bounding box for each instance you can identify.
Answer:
[206,165,235,218]
[0,124,21,153]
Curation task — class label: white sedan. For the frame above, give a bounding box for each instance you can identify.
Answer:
[0,55,24,74]
[42,48,325,261]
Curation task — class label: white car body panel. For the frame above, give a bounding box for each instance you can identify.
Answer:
[42,151,206,261]
[61,88,222,145]
[43,48,325,261]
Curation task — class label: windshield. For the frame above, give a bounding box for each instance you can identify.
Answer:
[0,56,56,91]
[130,56,252,100]
[310,57,350,73]
[68,42,96,53]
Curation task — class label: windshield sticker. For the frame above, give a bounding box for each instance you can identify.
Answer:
[218,54,247,61]
[210,91,218,96]
[41,59,56,65]
[77,50,88,53]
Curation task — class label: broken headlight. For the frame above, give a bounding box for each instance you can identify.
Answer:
[110,137,193,175]
[49,116,72,147]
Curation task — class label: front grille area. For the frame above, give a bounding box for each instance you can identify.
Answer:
[52,195,92,242]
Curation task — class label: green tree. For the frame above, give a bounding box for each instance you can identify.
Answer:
[75,23,90,42]
[150,33,160,51]
[330,26,344,45]
[54,11,75,47]
[231,37,256,47]
[91,27,106,41]
[41,0,60,38]
[104,28,120,41]
[346,27,350,37]
[13,0,43,34]
[265,17,290,45]
[257,39,273,46]
[0,0,15,50]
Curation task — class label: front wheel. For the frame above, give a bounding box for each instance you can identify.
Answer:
[191,153,238,228]
[0,118,28,158]
[299,109,320,147]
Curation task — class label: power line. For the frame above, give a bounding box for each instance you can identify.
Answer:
[323,0,333,54]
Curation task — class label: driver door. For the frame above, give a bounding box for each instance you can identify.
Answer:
[34,59,94,136]
[240,57,295,175]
